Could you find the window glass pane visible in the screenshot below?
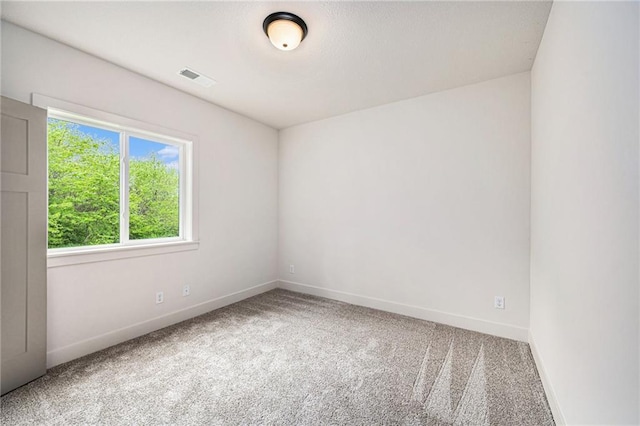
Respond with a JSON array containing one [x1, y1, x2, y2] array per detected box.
[[129, 136, 180, 240], [47, 118, 120, 248]]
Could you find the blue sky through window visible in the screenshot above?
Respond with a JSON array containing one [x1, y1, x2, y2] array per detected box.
[[69, 122, 179, 168], [130, 136, 179, 169], [72, 122, 119, 149]]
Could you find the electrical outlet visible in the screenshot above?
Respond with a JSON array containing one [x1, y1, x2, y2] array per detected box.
[[289, 264, 295, 274], [156, 291, 164, 304], [494, 296, 505, 309], [183, 285, 190, 297]]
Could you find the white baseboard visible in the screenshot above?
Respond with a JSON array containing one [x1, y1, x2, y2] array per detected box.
[[277, 280, 528, 342], [46, 280, 278, 368], [528, 330, 566, 425]]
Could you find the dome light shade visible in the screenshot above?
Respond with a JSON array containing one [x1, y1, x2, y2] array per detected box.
[[263, 12, 308, 51]]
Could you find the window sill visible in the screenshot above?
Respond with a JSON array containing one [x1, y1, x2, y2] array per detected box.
[[47, 240, 199, 268]]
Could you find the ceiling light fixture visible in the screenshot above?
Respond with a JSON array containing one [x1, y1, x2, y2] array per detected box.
[[263, 12, 308, 51]]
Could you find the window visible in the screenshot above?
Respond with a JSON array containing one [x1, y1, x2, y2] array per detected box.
[[47, 110, 192, 253]]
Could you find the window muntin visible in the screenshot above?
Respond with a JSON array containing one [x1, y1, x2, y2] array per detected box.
[[47, 112, 190, 252]]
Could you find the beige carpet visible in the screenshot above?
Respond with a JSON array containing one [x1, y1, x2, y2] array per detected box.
[[1, 289, 554, 425]]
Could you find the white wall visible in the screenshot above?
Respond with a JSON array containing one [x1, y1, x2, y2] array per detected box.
[[530, 2, 639, 425], [1, 22, 279, 366], [279, 73, 532, 340]]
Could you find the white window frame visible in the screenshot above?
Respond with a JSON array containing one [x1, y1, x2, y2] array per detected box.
[[33, 94, 199, 267]]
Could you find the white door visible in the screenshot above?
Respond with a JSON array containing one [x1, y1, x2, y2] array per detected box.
[[1, 96, 47, 395]]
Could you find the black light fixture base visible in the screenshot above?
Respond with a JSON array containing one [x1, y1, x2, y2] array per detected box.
[[263, 12, 308, 41]]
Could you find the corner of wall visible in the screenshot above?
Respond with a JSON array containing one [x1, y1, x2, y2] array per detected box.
[[528, 330, 566, 425]]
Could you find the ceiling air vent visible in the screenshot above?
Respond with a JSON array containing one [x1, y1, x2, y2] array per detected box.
[[178, 67, 216, 88]]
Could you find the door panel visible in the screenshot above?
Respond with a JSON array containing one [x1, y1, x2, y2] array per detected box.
[[1, 96, 47, 395], [1, 114, 29, 175], [1, 192, 28, 360]]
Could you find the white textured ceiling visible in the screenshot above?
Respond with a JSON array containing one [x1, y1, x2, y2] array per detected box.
[[1, 1, 551, 129]]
